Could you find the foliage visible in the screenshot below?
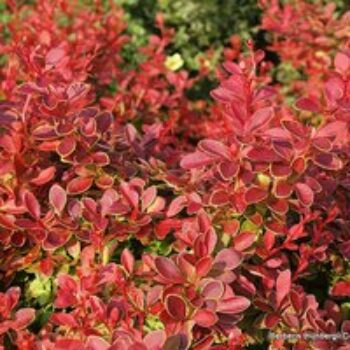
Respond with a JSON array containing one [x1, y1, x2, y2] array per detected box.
[[0, 0, 349, 349]]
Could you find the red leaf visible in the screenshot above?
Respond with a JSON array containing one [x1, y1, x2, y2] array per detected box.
[[198, 139, 231, 159], [180, 151, 217, 169], [57, 137, 76, 158], [295, 97, 320, 113], [155, 257, 185, 284], [54, 339, 84, 350], [217, 161, 239, 180], [30, 166, 56, 186], [166, 196, 187, 217], [295, 183, 314, 207], [155, 219, 182, 239], [51, 313, 79, 328], [121, 248, 134, 274], [195, 256, 213, 277], [217, 296, 251, 314], [276, 270, 291, 307], [274, 181, 293, 198], [334, 51, 350, 73], [247, 107, 274, 133], [211, 87, 234, 103], [194, 309, 218, 327], [245, 187, 268, 204], [67, 177, 93, 195], [13, 308, 35, 329], [233, 232, 256, 251], [213, 248, 241, 270], [165, 294, 187, 320], [201, 280, 224, 299], [330, 281, 350, 297], [313, 153, 343, 170], [49, 184, 67, 214], [141, 186, 157, 211], [85, 336, 110, 350], [46, 46, 66, 67], [120, 182, 139, 208], [24, 192, 41, 219], [209, 190, 230, 206], [143, 330, 166, 350]]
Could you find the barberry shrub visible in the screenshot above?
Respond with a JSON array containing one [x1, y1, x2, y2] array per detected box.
[[0, 1, 349, 350]]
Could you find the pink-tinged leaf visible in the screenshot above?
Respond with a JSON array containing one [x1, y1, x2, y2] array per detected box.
[[92, 152, 110, 166], [245, 187, 268, 204], [223, 61, 242, 74], [166, 196, 187, 217], [165, 294, 187, 320], [270, 163, 292, 177], [267, 198, 289, 215], [67, 177, 93, 195], [233, 232, 256, 251], [163, 334, 189, 350], [325, 77, 344, 102], [263, 127, 292, 141], [120, 182, 139, 208], [313, 153, 343, 170], [146, 196, 166, 214], [43, 230, 71, 251], [141, 186, 157, 211], [195, 256, 213, 277], [85, 336, 110, 350], [276, 270, 291, 307], [30, 166, 56, 186], [54, 339, 84, 350], [155, 219, 182, 239], [217, 161, 239, 180], [315, 121, 347, 140], [49, 184, 67, 214], [217, 296, 251, 314], [198, 139, 231, 159], [290, 290, 302, 312], [282, 120, 308, 138], [210, 86, 234, 103], [0, 213, 16, 229], [274, 181, 293, 198], [247, 107, 274, 133], [194, 309, 218, 327], [272, 141, 294, 161], [246, 147, 281, 162], [295, 97, 320, 113], [13, 308, 36, 329], [295, 183, 314, 207], [51, 313, 79, 328], [210, 190, 230, 206], [46, 46, 66, 67], [121, 248, 134, 274], [24, 192, 41, 219], [95, 174, 114, 189], [96, 111, 113, 134], [292, 158, 306, 174], [213, 248, 241, 270], [155, 257, 185, 283], [312, 138, 332, 152], [265, 313, 281, 328], [264, 231, 275, 251], [180, 151, 217, 169], [330, 281, 350, 297], [201, 280, 224, 299], [334, 51, 350, 73], [57, 137, 76, 158], [143, 330, 166, 350]]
